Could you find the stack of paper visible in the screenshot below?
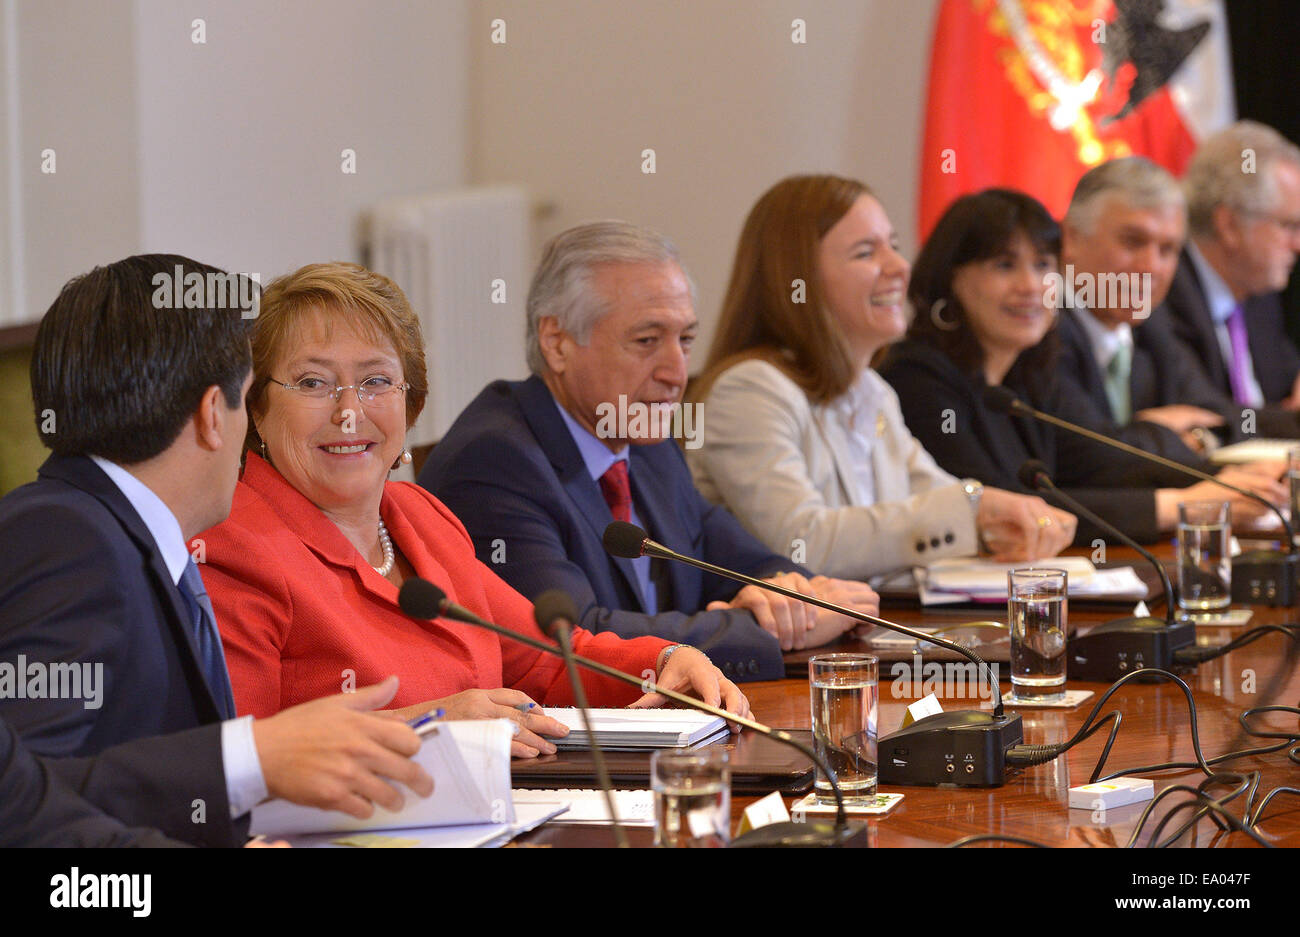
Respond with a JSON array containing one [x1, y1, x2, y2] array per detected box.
[[251, 719, 516, 837], [916, 557, 1146, 605], [1209, 438, 1295, 464], [511, 789, 656, 826], [546, 708, 729, 750]]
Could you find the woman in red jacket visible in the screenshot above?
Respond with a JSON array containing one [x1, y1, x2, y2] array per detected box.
[[200, 262, 747, 758]]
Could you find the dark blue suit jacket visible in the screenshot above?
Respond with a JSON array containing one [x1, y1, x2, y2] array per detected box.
[[418, 376, 803, 681], [1, 715, 190, 847], [0, 454, 243, 846], [1056, 306, 1232, 455], [1162, 248, 1300, 438]]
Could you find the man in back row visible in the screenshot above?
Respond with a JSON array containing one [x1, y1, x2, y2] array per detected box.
[[0, 255, 432, 845], [1165, 120, 1300, 437], [1054, 155, 1300, 458]]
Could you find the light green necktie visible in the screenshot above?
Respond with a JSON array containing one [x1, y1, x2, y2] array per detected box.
[[1104, 342, 1132, 424]]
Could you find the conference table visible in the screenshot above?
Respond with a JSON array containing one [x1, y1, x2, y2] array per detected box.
[[514, 542, 1300, 848]]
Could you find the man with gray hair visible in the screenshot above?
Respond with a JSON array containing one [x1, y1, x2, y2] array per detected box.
[[1163, 120, 1300, 428], [420, 221, 882, 681], [1055, 155, 1298, 452]]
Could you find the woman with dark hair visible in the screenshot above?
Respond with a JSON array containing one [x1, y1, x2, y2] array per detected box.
[[688, 175, 1076, 581], [879, 188, 1283, 542]]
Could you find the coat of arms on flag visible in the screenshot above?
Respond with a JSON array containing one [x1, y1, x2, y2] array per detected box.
[[919, 0, 1235, 237]]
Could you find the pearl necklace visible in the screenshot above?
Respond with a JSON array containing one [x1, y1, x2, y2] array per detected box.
[[373, 518, 395, 577]]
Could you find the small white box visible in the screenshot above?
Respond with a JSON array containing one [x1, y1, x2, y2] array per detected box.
[[1069, 777, 1154, 810]]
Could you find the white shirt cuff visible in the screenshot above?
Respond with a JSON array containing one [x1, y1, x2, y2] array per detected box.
[[221, 715, 268, 819]]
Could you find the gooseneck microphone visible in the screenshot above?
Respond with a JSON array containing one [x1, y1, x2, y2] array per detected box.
[[602, 521, 1025, 788], [398, 578, 861, 847], [1017, 459, 1195, 681], [532, 589, 626, 848], [985, 386, 1297, 607]]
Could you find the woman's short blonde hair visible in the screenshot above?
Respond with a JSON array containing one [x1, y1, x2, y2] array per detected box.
[[245, 262, 428, 452]]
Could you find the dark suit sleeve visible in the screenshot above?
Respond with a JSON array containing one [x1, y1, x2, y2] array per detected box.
[[1138, 309, 1300, 440], [0, 499, 143, 756], [426, 437, 786, 681], [1031, 384, 1165, 543], [1246, 294, 1300, 403], [47, 723, 242, 848], [0, 717, 186, 847], [1049, 381, 1212, 485]]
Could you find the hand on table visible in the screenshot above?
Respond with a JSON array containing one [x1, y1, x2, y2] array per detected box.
[[414, 687, 571, 759], [1134, 404, 1224, 434], [705, 570, 816, 650], [977, 487, 1076, 560], [804, 575, 880, 644], [629, 646, 751, 732]]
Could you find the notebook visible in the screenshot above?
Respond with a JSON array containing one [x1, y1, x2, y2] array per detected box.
[[510, 788, 656, 826], [545, 707, 729, 750], [250, 719, 514, 837]]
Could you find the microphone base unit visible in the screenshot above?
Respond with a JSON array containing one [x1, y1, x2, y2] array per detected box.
[[1230, 550, 1298, 607], [1068, 616, 1196, 683], [877, 711, 1023, 788], [731, 821, 870, 848]]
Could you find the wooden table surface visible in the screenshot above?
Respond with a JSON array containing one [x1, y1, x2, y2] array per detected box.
[[516, 545, 1300, 848]]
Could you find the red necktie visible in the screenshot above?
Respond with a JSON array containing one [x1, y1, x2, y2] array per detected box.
[[598, 460, 632, 523]]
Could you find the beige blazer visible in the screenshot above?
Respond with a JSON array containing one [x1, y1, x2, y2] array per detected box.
[[687, 358, 978, 580]]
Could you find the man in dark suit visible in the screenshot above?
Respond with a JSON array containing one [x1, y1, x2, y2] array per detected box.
[[0, 255, 432, 846], [1163, 120, 1300, 437], [1055, 155, 1282, 454], [420, 222, 880, 681], [1, 715, 182, 847]]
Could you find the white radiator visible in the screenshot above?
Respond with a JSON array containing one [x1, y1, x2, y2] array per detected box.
[[363, 185, 530, 448]]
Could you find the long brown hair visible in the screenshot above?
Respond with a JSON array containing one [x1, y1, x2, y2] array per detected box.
[[695, 175, 873, 405]]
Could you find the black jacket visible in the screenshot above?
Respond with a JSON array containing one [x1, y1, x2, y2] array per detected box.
[[1161, 247, 1300, 438], [0, 454, 245, 847], [879, 339, 1197, 544], [1056, 305, 1262, 447]]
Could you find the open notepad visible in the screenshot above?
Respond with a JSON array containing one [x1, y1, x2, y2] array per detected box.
[[546, 708, 729, 750], [250, 719, 517, 837]]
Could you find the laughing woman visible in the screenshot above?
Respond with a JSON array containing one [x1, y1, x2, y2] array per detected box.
[[687, 175, 1076, 581]]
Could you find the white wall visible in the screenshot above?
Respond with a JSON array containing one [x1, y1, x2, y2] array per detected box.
[[4, 0, 938, 342], [1, 0, 469, 325], [3, 0, 142, 325], [470, 0, 941, 355], [133, 0, 469, 282]]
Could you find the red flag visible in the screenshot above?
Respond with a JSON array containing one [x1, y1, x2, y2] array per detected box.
[[918, 0, 1234, 239]]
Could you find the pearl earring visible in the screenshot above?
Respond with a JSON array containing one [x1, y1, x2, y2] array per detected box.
[[391, 449, 412, 471]]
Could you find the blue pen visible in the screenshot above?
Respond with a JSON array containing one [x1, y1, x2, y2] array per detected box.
[[407, 707, 446, 736]]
